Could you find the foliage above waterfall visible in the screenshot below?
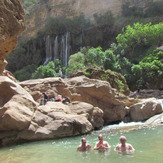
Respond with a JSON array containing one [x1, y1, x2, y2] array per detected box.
[[66, 22, 163, 90], [116, 22, 163, 62], [6, 0, 163, 91], [38, 14, 90, 36]]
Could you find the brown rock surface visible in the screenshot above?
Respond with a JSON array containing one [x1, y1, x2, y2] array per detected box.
[[23, 0, 161, 38], [0, 75, 162, 146], [129, 98, 162, 121], [0, 76, 105, 146], [20, 76, 136, 124], [0, 0, 25, 73]]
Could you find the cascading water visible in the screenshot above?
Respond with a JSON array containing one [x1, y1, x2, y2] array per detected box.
[[44, 35, 52, 65], [64, 32, 70, 67], [60, 35, 65, 66], [60, 32, 71, 66], [53, 36, 58, 62], [44, 32, 71, 67]]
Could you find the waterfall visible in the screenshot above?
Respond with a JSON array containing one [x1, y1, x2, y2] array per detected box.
[[44, 35, 52, 65], [44, 32, 71, 66], [53, 36, 58, 62], [60, 32, 71, 66], [60, 35, 65, 66], [65, 32, 70, 66]]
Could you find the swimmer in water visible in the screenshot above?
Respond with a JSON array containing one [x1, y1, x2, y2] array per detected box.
[[114, 136, 135, 154], [77, 138, 91, 151], [94, 134, 111, 151]]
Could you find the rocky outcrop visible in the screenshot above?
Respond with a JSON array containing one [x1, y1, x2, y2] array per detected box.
[[129, 98, 162, 122], [130, 89, 163, 99], [20, 76, 136, 124], [0, 75, 162, 146], [0, 0, 25, 73], [0, 77, 104, 146], [16, 101, 103, 142], [71, 67, 130, 96]]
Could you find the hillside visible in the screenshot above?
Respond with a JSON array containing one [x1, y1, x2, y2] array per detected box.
[[22, 0, 161, 38], [6, 0, 163, 90]]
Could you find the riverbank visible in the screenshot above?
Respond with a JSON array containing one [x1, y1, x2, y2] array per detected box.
[[0, 75, 163, 147]]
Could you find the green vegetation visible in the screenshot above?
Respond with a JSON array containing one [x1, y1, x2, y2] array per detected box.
[[116, 23, 163, 61], [66, 52, 85, 76], [93, 11, 114, 26], [65, 22, 163, 90], [6, 1, 163, 90], [23, 0, 38, 15], [40, 14, 90, 35], [32, 60, 61, 79], [115, 79, 124, 93], [14, 64, 37, 81]]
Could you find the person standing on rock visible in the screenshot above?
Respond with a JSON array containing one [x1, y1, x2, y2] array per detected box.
[[114, 136, 135, 154], [77, 137, 92, 151], [94, 134, 111, 150], [59, 68, 62, 78]]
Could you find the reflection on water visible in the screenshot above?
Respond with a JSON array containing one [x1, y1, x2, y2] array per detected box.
[[0, 126, 163, 163]]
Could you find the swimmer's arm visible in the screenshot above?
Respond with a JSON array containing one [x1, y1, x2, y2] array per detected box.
[[77, 146, 81, 151], [114, 145, 120, 151], [104, 142, 111, 149], [128, 144, 135, 152], [87, 144, 92, 150], [93, 143, 99, 150]]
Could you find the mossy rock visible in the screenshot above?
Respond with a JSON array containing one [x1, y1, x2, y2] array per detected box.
[[71, 67, 130, 96]]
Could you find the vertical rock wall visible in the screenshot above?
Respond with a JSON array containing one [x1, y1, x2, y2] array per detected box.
[[0, 0, 25, 73]]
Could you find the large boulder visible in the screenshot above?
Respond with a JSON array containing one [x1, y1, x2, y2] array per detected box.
[[70, 101, 104, 129], [18, 105, 94, 141], [20, 76, 136, 124], [0, 76, 36, 107], [0, 76, 37, 131], [71, 67, 130, 96], [129, 99, 162, 122], [0, 91, 103, 146], [0, 0, 25, 73]]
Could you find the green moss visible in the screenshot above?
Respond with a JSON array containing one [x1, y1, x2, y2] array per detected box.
[[115, 79, 124, 93], [83, 71, 91, 77], [101, 73, 110, 81]]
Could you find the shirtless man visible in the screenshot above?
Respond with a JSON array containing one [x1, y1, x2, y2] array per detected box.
[[114, 136, 135, 154], [94, 134, 111, 150], [77, 138, 91, 151]]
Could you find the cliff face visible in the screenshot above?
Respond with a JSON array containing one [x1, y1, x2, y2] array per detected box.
[[22, 0, 122, 38], [23, 0, 159, 38], [0, 0, 25, 73]]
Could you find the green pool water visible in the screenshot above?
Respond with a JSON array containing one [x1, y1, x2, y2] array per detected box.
[[0, 125, 163, 163]]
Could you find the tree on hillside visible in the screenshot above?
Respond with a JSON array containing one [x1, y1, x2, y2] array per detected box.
[[116, 22, 163, 61]]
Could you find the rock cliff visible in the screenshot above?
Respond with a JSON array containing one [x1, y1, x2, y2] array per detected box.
[[23, 0, 159, 38], [0, 0, 25, 73]]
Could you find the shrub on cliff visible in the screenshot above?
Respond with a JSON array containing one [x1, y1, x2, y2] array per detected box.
[[131, 50, 163, 89], [114, 22, 163, 89], [66, 52, 85, 76], [116, 22, 163, 62], [85, 47, 105, 67], [32, 61, 58, 79], [14, 65, 37, 81]]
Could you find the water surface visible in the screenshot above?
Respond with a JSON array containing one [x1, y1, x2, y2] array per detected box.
[[1, 125, 163, 163]]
